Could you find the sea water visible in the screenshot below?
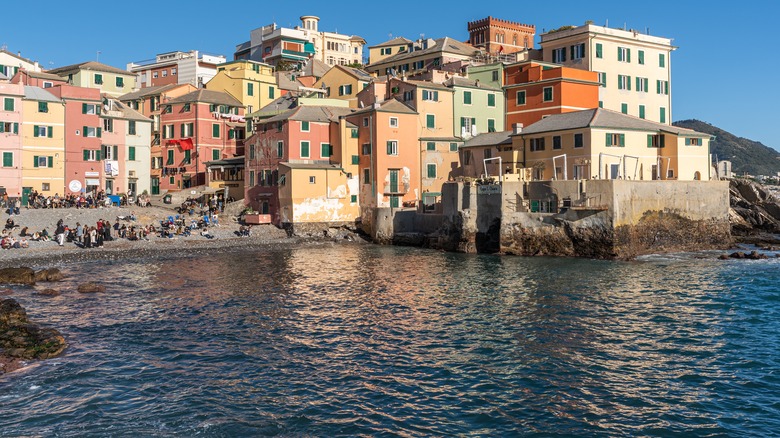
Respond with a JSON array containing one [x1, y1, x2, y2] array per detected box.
[[1, 245, 779, 436]]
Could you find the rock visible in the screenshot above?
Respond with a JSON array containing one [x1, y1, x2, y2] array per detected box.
[[729, 252, 746, 259], [0, 267, 36, 285], [747, 251, 768, 260], [34, 268, 65, 283], [77, 282, 106, 293], [718, 254, 729, 260], [37, 289, 60, 297], [0, 299, 67, 362]]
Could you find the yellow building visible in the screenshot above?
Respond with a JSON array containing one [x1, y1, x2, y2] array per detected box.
[[21, 86, 65, 199], [314, 65, 373, 108], [47, 61, 137, 98], [205, 60, 278, 115], [514, 108, 712, 181], [367, 37, 413, 65], [278, 162, 359, 224]]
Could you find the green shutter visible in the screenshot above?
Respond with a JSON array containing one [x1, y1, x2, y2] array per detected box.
[[606, 133, 611, 146], [247, 83, 254, 96], [213, 149, 220, 160], [636, 77, 640, 90], [660, 108, 666, 124], [3, 98, 13, 111], [83, 149, 90, 160], [627, 76, 631, 91], [627, 49, 631, 63], [96, 127, 101, 138], [618, 47, 622, 62], [638, 50, 644, 64], [647, 135, 653, 148], [301, 141, 309, 157], [659, 53, 665, 67], [184, 150, 191, 163], [460, 117, 466, 128], [386, 141, 393, 154], [685, 138, 691, 146], [113, 145, 118, 159], [620, 134, 625, 147], [212, 124, 219, 137], [129, 146, 136, 161], [488, 119, 495, 132], [229, 129, 235, 139], [427, 142, 435, 151], [427, 164, 436, 178], [82, 103, 88, 114], [639, 105, 645, 119], [2, 151, 12, 167], [321, 143, 331, 157], [596, 43, 602, 58], [488, 94, 495, 107], [352, 155, 359, 165], [665, 81, 669, 95], [269, 87, 275, 99], [464, 91, 471, 104], [0, 123, 4, 133], [167, 150, 173, 165], [47, 156, 53, 168], [33, 155, 39, 167], [660, 135, 665, 148], [47, 127, 53, 138], [450, 142, 458, 152], [13, 122, 18, 134], [302, 121, 309, 131], [426, 114, 435, 128], [96, 150, 101, 161]]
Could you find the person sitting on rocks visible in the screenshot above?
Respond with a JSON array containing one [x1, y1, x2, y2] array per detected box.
[[200, 227, 214, 239], [1, 236, 11, 249], [5, 218, 15, 230], [19, 238, 29, 248], [19, 226, 28, 237], [40, 228, 50, 241]]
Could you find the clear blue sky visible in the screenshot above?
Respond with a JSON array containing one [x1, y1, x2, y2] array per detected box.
[[3, 1, 776, 150]]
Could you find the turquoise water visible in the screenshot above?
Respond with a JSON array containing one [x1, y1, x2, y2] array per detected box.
[[1, 245, 779, 436]]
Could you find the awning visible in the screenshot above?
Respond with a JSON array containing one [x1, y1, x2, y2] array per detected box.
[[180, 138, 194, 151], [226, 122, 244, 128], [166, 140, 180, 146]]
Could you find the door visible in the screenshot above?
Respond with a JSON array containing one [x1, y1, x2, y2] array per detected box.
[[22, 187, 32, 206], [610, 164, 620, 180], [390, 195, 399, 208], [389, 169, 399, 193], [151, 177, 160, 195], [261, 201, 269, 214]]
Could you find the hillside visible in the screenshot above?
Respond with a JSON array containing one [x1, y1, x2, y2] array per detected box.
[[674, 119, 780, 176]]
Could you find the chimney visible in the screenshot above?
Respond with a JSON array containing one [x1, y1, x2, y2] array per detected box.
[[512, 123, 523, 135]]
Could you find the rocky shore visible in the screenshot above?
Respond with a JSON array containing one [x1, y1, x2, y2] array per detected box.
[[729, 178, 780, 245]]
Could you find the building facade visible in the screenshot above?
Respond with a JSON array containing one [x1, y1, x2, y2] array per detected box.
[[47, 61, 137, 98], [20, 86, 65, 201], [0, 83, 25, 197], [127, 50, 226, 89], [0, 49, 41, 80], [467, 16, 536, 55], [313, 65, 373, 108], [205, 60, 279, 115]]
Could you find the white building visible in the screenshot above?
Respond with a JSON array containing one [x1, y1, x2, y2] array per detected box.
[[127, 50, 226, 89]]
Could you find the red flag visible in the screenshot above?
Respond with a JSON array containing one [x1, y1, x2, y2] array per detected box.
[[180, 138, 194, 151], [498, 45, 504, 53]]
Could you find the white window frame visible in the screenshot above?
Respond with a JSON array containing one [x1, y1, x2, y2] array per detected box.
[[153, 71, 158, 78], [300, 140, 310, 158], [171, 68, 177, 75], [618, 47, 630, 63], [637, 77, 648, 93], [543, 86, 553, 102], [309, 176, 316, 184], [389, 117, 398, 128], [37, 126, 48, 137], [552, 47, 566, 63], [516, 90, 526, 106], [277, 140, 284, 157], [387, 140, 398, 156]]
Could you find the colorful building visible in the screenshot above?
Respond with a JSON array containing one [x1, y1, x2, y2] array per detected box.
[[365, 37, 477, 77], [46, 85, 104, 196], [205, 60, 278, 115], [47, 61, 137, 98], [277, 162, 360, 225], [514, 108, 711, 181], [20, 86, 65, 200], [10, 70, 67, 89], [313, 65, 373, 108], [0, 49, 41, 79], [459, 131, 515, 180], [100, 98, 153, 197], [539, 24, 674, 124], [504, 61, 600, 129], [467, 16, 536, 55], [159, 89, 245, 191], [0, 83, 25, 197], [445, 76, 505, 137], [126, 50, 226, 89], [367, 37, 413, 65]]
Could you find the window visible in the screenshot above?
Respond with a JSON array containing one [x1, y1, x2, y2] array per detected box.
[[648, 134, 666, 148], [128, 146, 136, 161], [338, 84, 353, 96], [487, 119, 495, 133], [363, 168, 370, 184], [309, 176, 316, 184], [618, 75, 631, 90], [300, 141, 310, 158], [606, 133, 625, 147], [249, 171, 255, 187], [516, 90, 526, 105], [574, 133, 584, 148], [463, 91, 472, 105], [101, 144, 118, 160], [351, 195, 357, 203], [94, 74, 103, 85], [426, 163, 437, 179], [0, 122, 19, 134], [213, 149, 220, 160], [427, 142, 435, 151], [618, 47, 631, 63], [552, 47, 567, 63], [277, 141, 284, 157], [659, 53, 666, 68], [362, 143, 371, 155], [638, 50, 645, 65], [162, 105, 172, 114], [3, 151, 14, 167], [103, 118, 113, 132], [38, 102, 48, 113], [301, 121, 310, 132], [276, 121, 283, 132], [82, 103, 97, 114], [460, 117, 476, 134], [116, 77, 124, 87], [543, 87, 553, 102], [3, 98, 14, 111], [403, 90, 414, 102], [351, 128, 358, 138], [422, 90, 439, 101], [667, 169, 674, 179], [321, 143, 332, 157], [386, 140, 398, 156], [596, 43, 603, 58], [492, 71, 499, 82], [153, 72, 159, 79], [657, 80, 669, 95], [530, 138, 545, 151], [212, 124, 220, 138], [363, 117, 369, 127], [172, 68, 177, 75], [639, 105, 646, 119], [352, 155, 359, 165], [484, 148, 492, 159], [43, 81, 53, 88], [685, 137, 702, 146], [83, 126, 100, 138], [553, 136, 562, 150], [389, 117, 398, 127], [247, 83, 254, 96], [450, 142, 458, 152], [571, 43, 585, 60], [598, 72, 607, 88], [636, 77, 649, 93], [33, 155, 52, 168], [426, 114, 435, 129], [167, 150, 174, 165], [487, 93, 496, 107]]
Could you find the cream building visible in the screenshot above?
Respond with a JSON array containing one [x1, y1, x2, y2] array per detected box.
[[539, 24, 674, 124], [47, 61, 137, 98], [21, 86, 65, 197]]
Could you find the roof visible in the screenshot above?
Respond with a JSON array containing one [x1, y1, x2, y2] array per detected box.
[[339, 65, 372, 81], [23, 71, 67, 82], [118, 84, 183, 101], [445, 76, 502, 92], [102, 99, 152, 122], [0, 49, 37, 65], [167, 89, 244, 107], [206, 156, 245, 167], [370, 37, 414, 48], [47, 61, 133, 76], [400, 79, 451, 91], [302, 58, 331, 78], [463, 131, 513, 148], [519, 108, 707, 136], [281, 162, 344, 170], [371, 37, 477, 66], [264, 105, 354, 124], [23, 86, 60, 102], [249, 95, 299, 118], [349, 98, 417, 116], [276, 71, 301, 92]]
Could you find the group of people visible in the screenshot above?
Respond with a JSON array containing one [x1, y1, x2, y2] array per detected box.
[[1, 194, 22, 215], [1, 220, 47, 249]]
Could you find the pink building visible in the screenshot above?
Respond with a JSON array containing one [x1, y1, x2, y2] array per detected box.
[[46, 85, 105, 196], [11, 69, 68, 89], [0, 83, 25, 197], [159, 89, 245, 191]]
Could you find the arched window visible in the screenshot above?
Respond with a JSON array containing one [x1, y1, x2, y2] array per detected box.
[[513, 34, 518, 46], [524, 36, 529, 48]]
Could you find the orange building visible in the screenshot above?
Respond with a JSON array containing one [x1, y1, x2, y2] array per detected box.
[[467, 16, 535, 55], [504, 61, 599, 129]]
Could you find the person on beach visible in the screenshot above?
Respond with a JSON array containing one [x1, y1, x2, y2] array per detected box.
[[55, 220, 66, 246], [76, 222, 83, 244], [200, 227, 214, 239]]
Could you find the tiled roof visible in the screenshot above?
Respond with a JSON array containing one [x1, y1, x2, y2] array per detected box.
[[370, 37, 414, 48], [24, 71, 67, 82], [167, 89, 244, 107], [264, 105, 354, 124], [118, 84, 182, 101], [47, 61, 133, 76], [102, 99, 152, 122], [463, 131, 513, 148], [281, 162, 343, 170], [302, 58, 331, 78], [349, 98, 416, 116], [519, 108, 706, 136], [0, 49, 37, 65], [372, 37, 477, 66], [445, 76, 502, 92], [400, 79, 452, 91], [340, 65, 372, 80], [23, 86, 60, 102]]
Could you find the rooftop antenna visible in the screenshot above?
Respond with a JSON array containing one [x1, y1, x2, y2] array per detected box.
[[96, 51, 101, 62], [1, 44, 7, 51]]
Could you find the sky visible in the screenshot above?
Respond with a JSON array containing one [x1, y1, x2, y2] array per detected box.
[[2, 1, 777, 150]]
